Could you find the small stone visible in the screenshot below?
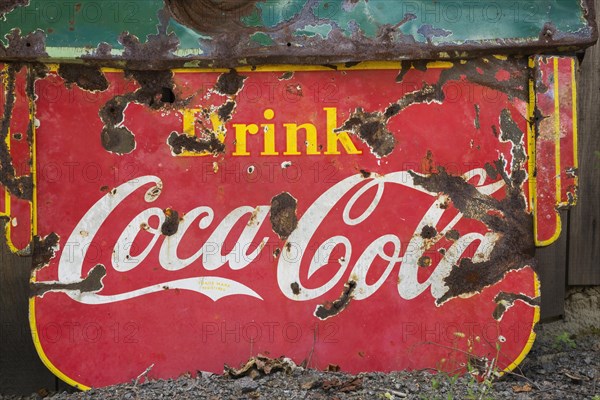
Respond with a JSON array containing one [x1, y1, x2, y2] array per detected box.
[[236, 377, 259, 394]]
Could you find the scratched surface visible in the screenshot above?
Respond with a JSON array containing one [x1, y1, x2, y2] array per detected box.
[[24, 59, 541, 388], [0, 0, 597, 67]]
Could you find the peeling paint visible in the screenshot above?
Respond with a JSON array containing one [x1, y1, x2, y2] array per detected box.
[[214, 69, 247, 96], [493, 292, 540, 320], [58, 64, 109, 92], [30, 264, 106, 297], [167, 130, 225, 155], [336, 83, 444, 158], [0, 64, 34, 200], [31, 233, 59, 271], [269, 192, 298, 241], [99, 69, 177, 154], [410, 156, 534, 305], [314, 280, 357, 320]]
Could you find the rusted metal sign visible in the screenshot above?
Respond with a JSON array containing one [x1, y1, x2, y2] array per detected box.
[[0, 0, 597, 67], [0, 57, 564, 388]]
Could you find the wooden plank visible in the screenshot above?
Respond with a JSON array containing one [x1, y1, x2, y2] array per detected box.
[[0, 236, 56, 395], [568, 0, 600, 285], [536, 210, 568, 320]]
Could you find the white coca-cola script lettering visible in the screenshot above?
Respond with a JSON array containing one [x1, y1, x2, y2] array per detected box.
[[50, 170, 504, 306]]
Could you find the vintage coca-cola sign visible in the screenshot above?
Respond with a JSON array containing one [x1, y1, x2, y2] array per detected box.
[[27, 61, 540, 388]]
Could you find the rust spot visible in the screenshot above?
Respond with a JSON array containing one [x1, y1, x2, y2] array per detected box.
[[167, 131, 225, 155], [493, 292, 540, 320], [31, 233, 60, 271], [0, 64, 35, 200], [84, 42, 113, 58], [336, 83, 443, 158], [314, 280, 356, 320], [214, 69, 247, 96], [421, 150, 436, 174], [246, 208, 259, 226], [445, 229, 460, 241], [418, 24, 452, 42], [396, 60, 429, 82], [290, 282, 301, 295], [418, 256, 432, 268], [438, 58, 529, 102], [273, 248, 281, 258], [410, 154, 533, 305], [0, 0, 29, 19], [500, 109, 528, 173], [278, 71, 294, 81], [217, 100, 236, 122], [439, 197, 450, 209], [0, 29, 47, 58], [127, 70, 176, 109], [161, 208, 180, 236], [58, 64, 109, 92], [101, 125, 136, 155], [118, 7, 180, 68], [270, 192, 298, 240], [359, 169, 371, 178], [99, 69, 187, 155], [285, 242, 292, 252], [285, 84, 303, 97], [30, 264, 106, 297], [420, 225, 437, 239], [335, 108, 396, 158], [484, 162, 500, 180]]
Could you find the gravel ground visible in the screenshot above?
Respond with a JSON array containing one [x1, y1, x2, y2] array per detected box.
[[1, 324, 598, 400]]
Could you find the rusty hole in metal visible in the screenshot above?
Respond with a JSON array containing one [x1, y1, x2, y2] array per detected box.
[[161, 87, 176, 103], [291, 282, 301, 295], [420, 225, 437, 239]]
